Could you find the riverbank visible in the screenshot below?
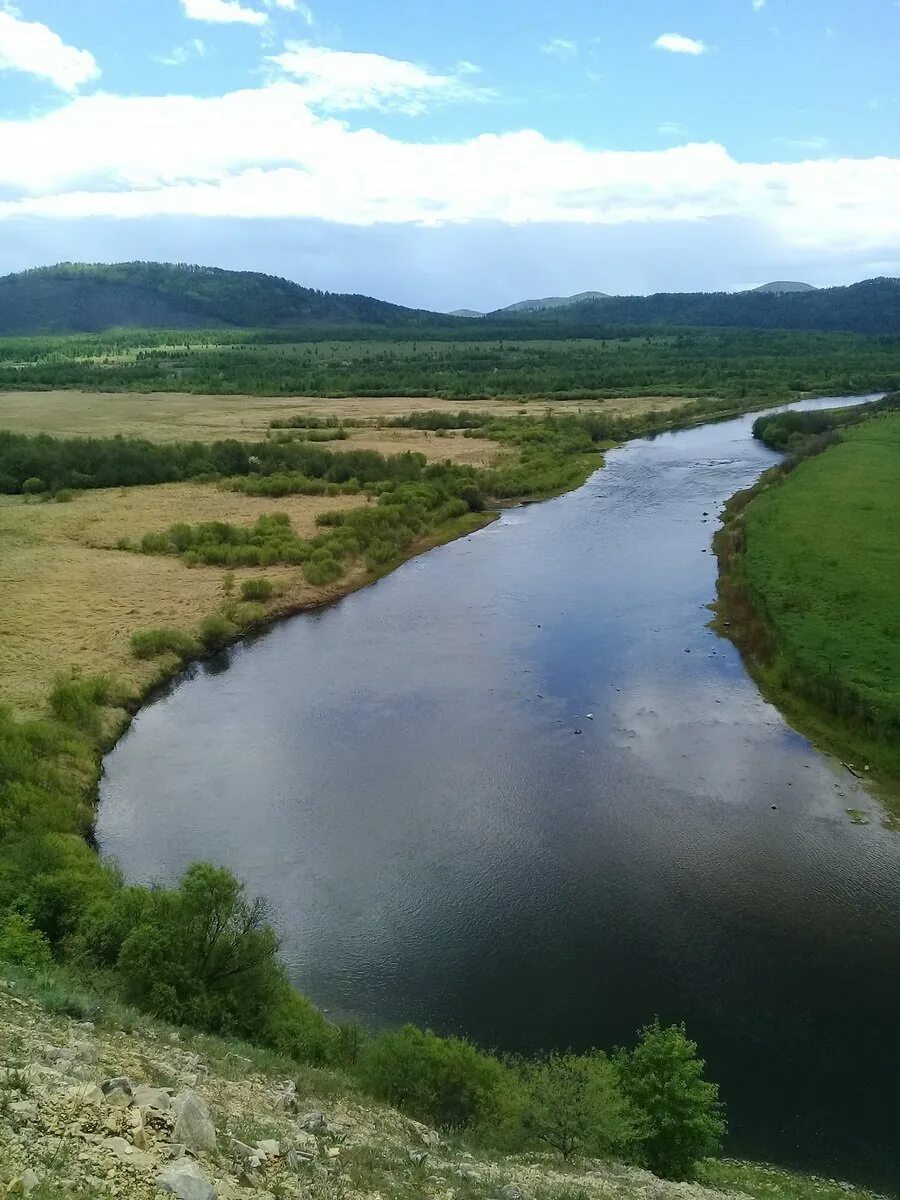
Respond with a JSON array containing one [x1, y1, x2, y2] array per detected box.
[[712, 402, 900, 818]]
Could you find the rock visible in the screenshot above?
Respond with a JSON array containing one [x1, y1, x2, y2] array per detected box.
[[66, 1082, 105, 1106], [101, 1136, 152, 1168], [454, 1164, 479, 1181], [297, 1110, 327, 1133], [227, 1139, 258, 1164], [404, 1116, 441, 1150], [273, 1081, 298, 1112], [256, 1138, 280, 1159], [173, 1089, 216, 1155], [5, 1170, 40, 1196], [157, 1157, 218, 1200], [408, 1149, 428, 1166], [160, 1144, 186, 1161], [70, 1040, 98, 1063], [132, 1084, 173, 1112], [499, 1186, 525, 1200], [100, 1077, 133, 1107]]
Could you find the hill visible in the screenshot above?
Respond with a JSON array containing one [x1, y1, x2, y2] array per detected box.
[[498, 290, 611, 314], [0, 969, 881, 1200], [506, 278, 900, 334], [749, 281, 817, 294], [0, 262, 432, 335], [448, 307, 485, 318]]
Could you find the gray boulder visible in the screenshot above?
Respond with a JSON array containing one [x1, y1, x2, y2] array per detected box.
[[297, 1110, 327, 1133], [132, 1084, 173, 1112], [157, 1158, 217, 1200], [173, 1089, 216, 1154], [100, 1076, 133, 1107]]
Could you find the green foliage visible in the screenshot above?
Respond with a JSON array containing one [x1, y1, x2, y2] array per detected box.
[[265, 987, 337, 1065], [0, 911, 52, 968], [523, 1051, 637, 1161], [358, 1024, 513, 1130], [48, 674, 112, 735], [199, 613, 237, 650], [240, 577, 274, 602], [53, 487, 76, 503], [100, 863, 284, 1036], [22, 476, 44, 495], [616, 1020, 725, 1180], [130, 626, 199, 659]]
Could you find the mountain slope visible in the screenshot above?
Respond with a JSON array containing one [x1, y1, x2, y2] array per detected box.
[[503, 278, 900, 334], [0, 262, 431, 335]]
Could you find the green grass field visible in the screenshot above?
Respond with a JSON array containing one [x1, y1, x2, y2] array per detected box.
[[742, 412, 900, 784]]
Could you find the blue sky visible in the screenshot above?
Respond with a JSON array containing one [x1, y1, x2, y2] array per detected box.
[[0, 0, 899, 309]]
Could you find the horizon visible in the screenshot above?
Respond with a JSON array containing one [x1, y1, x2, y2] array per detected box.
[[1, 1, 900, 308]]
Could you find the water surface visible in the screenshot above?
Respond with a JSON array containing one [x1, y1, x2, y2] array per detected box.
[[99, 397, 900, 1187]]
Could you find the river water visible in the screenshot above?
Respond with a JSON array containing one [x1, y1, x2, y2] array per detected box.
[[98, 396, 900, 1187]]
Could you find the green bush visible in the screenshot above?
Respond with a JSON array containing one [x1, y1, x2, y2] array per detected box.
[[53, 488, 76, 503], [231, 602, 266, 629], [114, 863, 284, 1036], [358, 1024, 513, 1129], [48, 674, 111, 734], [522, 1051, 637, 1160], [616, 1021, 725, 1180], [0, 911, 52, 969], [265, 987, 337, 1066], [22, 476, 45, 496], [240, 577, 274, 602], [199, 613, 237, 650], [130, 627, 198, 660], [303, 556, 343, 586]]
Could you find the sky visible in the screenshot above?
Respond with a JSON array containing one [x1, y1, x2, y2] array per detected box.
[[0, 0, 899, 311]]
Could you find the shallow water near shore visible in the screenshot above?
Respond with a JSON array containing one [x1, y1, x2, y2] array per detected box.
[[98, 396, 900, 1188]]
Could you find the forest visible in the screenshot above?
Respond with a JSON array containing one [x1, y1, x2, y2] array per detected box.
[[3, 326, 900, 401]]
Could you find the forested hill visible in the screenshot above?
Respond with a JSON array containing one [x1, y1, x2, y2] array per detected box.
[[498, 278, 900, 334], [0, 262, 433, 334]]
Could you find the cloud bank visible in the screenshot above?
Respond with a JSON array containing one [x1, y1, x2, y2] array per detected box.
[[0, 7, 100, 91]]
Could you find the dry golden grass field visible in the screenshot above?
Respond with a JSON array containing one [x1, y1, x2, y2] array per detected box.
[[0, 387, 685, 717], [0, 388, 687, 444], [0, 485, 379, 715]]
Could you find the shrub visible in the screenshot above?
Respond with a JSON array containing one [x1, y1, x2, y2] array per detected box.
[[22, 476, 45, 496], [130, 627, 198, 660], [240, 577, 273, 602], [231, 602, 266, 629], [0, 911, 52, 969], [523, 1051, 637, 1160], [53, 488, 76, 503], [303, 556, 342, 586], [48, 674, 111, 734], [358, 1024, 513, 1129], [199, 613, 236, 650], [616, 1021, 725, 1180], [265, 988, 336, 1066]]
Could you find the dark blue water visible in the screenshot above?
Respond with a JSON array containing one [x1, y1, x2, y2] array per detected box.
[[98, 396, 900, 1189]]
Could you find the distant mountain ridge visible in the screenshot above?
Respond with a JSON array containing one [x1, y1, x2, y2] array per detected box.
[[0, 263, 898, 336], [0, 262, 430, 335], [497, 278, 900, 335]]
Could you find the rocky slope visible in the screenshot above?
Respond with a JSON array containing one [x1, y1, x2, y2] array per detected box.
[[0, 973, 755, 1200]]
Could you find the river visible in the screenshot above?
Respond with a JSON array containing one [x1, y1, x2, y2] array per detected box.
[[97, 396, 900, 1187]]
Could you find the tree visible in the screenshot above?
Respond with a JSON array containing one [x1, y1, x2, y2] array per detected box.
[[616, 1021, 725, 1180], [523, 1051, 637, 1161], [114, 863, 283, 1035]]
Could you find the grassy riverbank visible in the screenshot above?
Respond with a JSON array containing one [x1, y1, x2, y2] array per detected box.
[[713, 401, 900, 813]]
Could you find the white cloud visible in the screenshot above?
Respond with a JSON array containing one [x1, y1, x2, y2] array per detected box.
[[154, 38, 209, 67], [659, 122, 688, 138], [752, 0, 766, 10], [653, 33, 709, 56], [265, 0, 314, 17], [0, 8, 99, 91], [180, 0, 267, 26], [0, 82, 899, 264], [266, 43, 490, 113], [540, 38, 577, 59]]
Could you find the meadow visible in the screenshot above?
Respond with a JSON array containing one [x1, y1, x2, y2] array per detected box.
[[715, 405, 900, 796]]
